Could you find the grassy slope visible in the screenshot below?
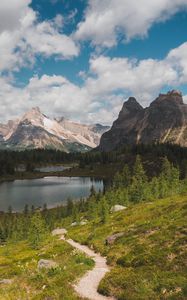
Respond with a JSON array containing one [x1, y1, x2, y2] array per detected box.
[[68, 195, 187, 300], [0, 195, 186, 300], [0, 236, 93, 300]]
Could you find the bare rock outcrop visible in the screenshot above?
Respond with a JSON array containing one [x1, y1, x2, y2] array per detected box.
[[99, 90, 187, 151]]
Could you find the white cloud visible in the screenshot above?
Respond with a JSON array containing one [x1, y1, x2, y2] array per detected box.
[[183, 95, 187, 103], [82, 41, 187, 106], [167, 42, 187, 83], [0, 41, 187, 125], [0, 0, 31, 33], [75, 0, 187, 47], [0, 73, 121, 125], [0, 2, 79, 73]]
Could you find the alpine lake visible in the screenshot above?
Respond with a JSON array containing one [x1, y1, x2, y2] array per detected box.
[[0, 166, 103, 212]]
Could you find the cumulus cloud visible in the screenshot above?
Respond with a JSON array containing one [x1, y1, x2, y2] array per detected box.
[[167, 42, 187, 83], [0, 1, 79, 72], [183, 95, 187, 103], [0, 73, 121, 125], [75, 0, 187, 47], [85, 56, 178, 105], [0, 0, 31, 33], [1, 41, 187, 125]]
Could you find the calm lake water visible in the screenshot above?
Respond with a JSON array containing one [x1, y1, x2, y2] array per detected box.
[[0, 177, 103, 212]]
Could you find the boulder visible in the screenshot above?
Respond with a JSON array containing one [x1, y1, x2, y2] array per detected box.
[[38, 259, 58, 270], [110, 205, 127, 213], [52, 228, 67, 236], [0, 279, 13, 284], [106, 232, 124, 245]]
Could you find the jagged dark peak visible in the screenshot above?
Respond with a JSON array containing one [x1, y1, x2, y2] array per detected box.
[[151, 90, 183, 106], [121, 97, 143, 114], [167, 90, 182, 96]]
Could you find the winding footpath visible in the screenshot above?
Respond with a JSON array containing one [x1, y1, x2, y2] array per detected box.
[[60, 231, 115, 300]]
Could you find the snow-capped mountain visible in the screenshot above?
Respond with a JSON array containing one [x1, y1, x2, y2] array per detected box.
[[0, 108, 109, 152]]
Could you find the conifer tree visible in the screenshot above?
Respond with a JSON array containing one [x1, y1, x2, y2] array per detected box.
[[28, 213, 46, 248], [100, 197, 109, 223], [130, 155, 147, 202]]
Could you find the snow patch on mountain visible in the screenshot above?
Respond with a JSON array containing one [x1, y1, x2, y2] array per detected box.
[[0, 108, 110, 151]]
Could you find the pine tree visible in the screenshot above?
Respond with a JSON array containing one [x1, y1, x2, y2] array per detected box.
[[28, 213, 46, 248], [121, 165, 131, 187], [130, 155, 147, 202], [72, 205, 80, 223], [100, 197, 109, 223], [23, 204, 29, 215], [132, 155, 147, 184]]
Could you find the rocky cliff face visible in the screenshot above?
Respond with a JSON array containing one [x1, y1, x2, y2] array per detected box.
[[0, 108, 109, 152], [99, 90, 187, 151]]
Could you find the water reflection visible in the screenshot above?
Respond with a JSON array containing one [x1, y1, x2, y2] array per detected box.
[[0, 177, 103, 212]]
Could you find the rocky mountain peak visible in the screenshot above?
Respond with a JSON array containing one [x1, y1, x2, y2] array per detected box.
[[99, 90, 187, 151], [25, 107, 41, 115], [122, 97, 143, 113], [152, 90, 183, 107], [21, 107, 44, 126], [168, 90, 182, 96], [0, 108, 109, 151]]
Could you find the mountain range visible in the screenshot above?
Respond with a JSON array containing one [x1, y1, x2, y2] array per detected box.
[[1, 90, 187, 153], [0, 108, 109, 152], [99, 90, 187, 151]]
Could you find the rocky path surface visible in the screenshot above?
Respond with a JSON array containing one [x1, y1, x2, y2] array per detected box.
[[60, 232, 115, 300]]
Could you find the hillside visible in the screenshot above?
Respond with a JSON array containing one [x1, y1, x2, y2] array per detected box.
[[99, 90, 187, 151], [68, 195, 187, 300], [0, 194, 186, 299]]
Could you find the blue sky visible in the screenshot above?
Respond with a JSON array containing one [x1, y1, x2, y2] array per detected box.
[[0, 0, 187, 124]]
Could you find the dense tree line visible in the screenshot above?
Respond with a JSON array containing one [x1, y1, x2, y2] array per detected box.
[[1, 143, 187, 177], [0, 149, 80, 176], [82, 143, 187, 178]]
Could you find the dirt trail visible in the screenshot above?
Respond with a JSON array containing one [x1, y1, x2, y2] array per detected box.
[[60, 234, 115, 300]]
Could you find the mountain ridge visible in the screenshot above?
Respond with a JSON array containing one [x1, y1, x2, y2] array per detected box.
[[99, 90, 187, 151], [0, 108, 110, 152]]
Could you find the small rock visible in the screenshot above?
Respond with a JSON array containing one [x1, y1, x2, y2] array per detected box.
[[52, 228, 67, 236], [80, 220, 87, 225], [110, 205, 127, 213], [71, 222, 78, 226], [0, 279, 13, 284], [162, 288, 167, 295], [106, 232, 124, 245], [38, 259, 58, 270]]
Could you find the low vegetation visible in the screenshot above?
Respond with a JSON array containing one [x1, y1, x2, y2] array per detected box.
[[0, 235, 94, 300], [68, 195, 187, 299]]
